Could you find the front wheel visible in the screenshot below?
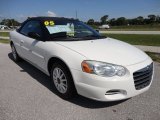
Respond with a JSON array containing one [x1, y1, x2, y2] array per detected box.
[[51, 62, 76, 99], [11, 43, 21, 62]]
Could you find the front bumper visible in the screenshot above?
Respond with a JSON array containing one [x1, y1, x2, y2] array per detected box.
[[71, 58, 154, 101]]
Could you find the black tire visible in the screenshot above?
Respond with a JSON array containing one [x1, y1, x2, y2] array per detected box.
[[50, 62, 77, 99], [11, 43, 21, 62]]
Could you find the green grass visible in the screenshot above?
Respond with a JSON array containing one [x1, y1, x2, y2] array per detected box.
[[0, 32, 9, 37], [90, 24, 160, 31], [103, 34, 160, 46], [108, 28, 160, 31], [1, 31, 160, 46], [146, 52, 160, 63], [108, 24, 160, 31], [0, 39, 10, 44]]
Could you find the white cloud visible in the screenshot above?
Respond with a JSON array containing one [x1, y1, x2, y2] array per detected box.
[[17, 14, 38, 22], [15, 14, 27, 22], [0, 15, 3, 22], [47, 11, 57, 17]]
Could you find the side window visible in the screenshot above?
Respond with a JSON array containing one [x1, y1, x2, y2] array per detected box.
[[20, 21, 42, 37]]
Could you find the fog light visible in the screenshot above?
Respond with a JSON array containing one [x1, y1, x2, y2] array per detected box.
[[106, 90, 127, 95]]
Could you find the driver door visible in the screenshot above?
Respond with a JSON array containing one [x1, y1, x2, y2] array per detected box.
[[19, 20, 46, 69]]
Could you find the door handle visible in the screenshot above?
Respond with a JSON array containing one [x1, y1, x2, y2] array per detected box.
[[20, 40, 24, 43]]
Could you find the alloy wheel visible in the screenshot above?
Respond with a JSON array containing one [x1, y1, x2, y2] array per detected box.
[[52, 67, 68, 93]]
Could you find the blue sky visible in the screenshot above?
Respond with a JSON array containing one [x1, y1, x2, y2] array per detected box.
[[0, 0, 160, 22]]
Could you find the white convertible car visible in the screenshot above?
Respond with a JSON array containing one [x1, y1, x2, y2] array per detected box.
[[10, 17, 154, 101]]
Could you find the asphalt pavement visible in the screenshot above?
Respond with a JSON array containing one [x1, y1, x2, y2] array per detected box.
[[0, 43, 160, 120], [0, 36, 9, 39]]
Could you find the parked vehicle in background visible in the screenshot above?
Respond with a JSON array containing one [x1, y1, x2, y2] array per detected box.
[[10, 26, 20, 30], [99, 24, 110, 29], [0, 25, 11, 30]]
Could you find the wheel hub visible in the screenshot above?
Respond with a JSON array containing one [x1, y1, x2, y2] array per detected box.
[[57, 78, 61, 84], [53, 67, 68, 93]]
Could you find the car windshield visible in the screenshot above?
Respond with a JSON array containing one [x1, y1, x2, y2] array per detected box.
[[44, 19, 105, 41]]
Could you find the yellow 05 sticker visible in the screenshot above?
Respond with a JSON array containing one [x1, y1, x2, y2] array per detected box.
[[44, 21, 55, 26]]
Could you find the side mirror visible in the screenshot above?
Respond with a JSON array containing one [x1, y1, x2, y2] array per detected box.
[[96, 29, 99, 33], [28, 32, 41, 40]]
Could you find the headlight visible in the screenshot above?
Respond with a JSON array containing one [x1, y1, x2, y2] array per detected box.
[[81, 60, 126, 77]]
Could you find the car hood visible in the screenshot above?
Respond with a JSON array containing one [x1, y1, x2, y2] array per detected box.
[[56, 38, 149, 66]]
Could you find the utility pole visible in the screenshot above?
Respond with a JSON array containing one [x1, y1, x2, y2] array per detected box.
[[75, 10, 77, 19]]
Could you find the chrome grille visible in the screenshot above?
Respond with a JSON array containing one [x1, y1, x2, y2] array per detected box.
[[133, 63, 153, 90]]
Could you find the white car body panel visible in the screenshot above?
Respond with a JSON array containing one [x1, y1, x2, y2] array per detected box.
[[56, 38, 149, 66], [10, 31, 87, 74], [10, 31, 46, 70], [10, 30, 154, 101], [71, 57, 153, 101]]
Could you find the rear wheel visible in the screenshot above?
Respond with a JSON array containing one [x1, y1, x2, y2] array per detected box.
[[51, 62, 76, 99], [11, 43, 21, 62]]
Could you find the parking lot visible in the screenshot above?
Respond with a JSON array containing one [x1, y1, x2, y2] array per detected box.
[[0, 43, 160, 120]]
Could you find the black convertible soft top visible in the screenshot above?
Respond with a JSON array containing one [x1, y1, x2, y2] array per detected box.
[[27, 17, 78, 22], [17, 17, 81, 41], [18, 17, 79, 33]]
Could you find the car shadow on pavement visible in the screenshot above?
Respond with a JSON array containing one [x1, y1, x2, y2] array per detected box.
[[8, 53, 129, 109]]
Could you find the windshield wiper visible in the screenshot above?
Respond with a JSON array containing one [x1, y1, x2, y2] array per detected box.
[[83, 35, 106, 39], [84, 35, 98, 37], [50, 32, 67, 38], [50, 35, 83, 41]]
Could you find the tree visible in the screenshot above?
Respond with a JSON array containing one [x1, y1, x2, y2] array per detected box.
[[148, 14, 156, 23], [156, 15, 160, 23], [148, 14, 156, 20], [0, 19, 20, 26], [143, 18, 150, 24], [116, 17, 128, 26], [87, 19, 94, 25], [94, 21, 101, 26], [0, 19, 8, 25], [100, 15, 109, 25], [86, 14, 160, 27], [136, 16, 144, 25], [109, 18, 116, 26]]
